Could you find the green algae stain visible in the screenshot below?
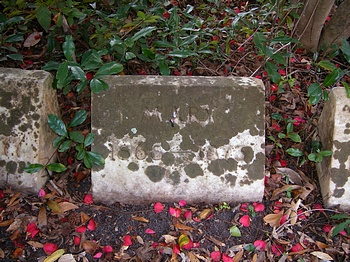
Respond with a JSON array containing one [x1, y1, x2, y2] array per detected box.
[[145, 165, 165, 182], [184, 163, 203, 178]]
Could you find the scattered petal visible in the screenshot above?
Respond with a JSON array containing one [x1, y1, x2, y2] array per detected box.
[[239, 215, 250, 227], [76, 225, 87, 233], [222, 253, 233, 262], [103, 245, 113, 253], [323, 224, 332, 233], [240, 203, 248, 212], [123, 235, 132, 246], [169, 207, 181, 218], [38, 189, 46, 198], [179, 200, 187, 206], [291, 243, 303, 252], [272, 244, 284, 256], [43, 243, 58, 255], [253, 202, 265, 212], [154, 202, 164, 213], [184, 210, 192, 220], [254, 240, 266, 251], [84, 194, 93, 204], [26, 223, 39, 239], [73, 236, 81, 245], [87, 219, 96, 231], [210, 251, 221, 262], [173, 244, 180, 254], [93, 252, 103, 258], [145, 228, 156, 234]]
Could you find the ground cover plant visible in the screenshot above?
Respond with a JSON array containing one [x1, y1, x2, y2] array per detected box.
[[0, 0, 350, 261]]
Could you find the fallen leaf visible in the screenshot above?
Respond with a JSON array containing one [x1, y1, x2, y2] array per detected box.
[[199, 209, 212, 220], [43, 249, 65, 262], [58, 202, 79, 213], [311, 251, 333, 260], [0, 219, 14, 227], [153, 202, 164, 213], [27, 241, 44, 249], [315, 240, 328, 249], [82, 240, 98, 254], [13, 248, 23, 259], [173, 223, 195, 231], [233, 249, 244, 262], [162, 234, 177, 244], [46, 200, 62, 213], [275, 167, 302, 185], [23, 32, 43, 47], [263, 210, 284, 227], [132, 216, 149, 223], [80, 212, 90, 224], [38, 205, 47, 228], [8, 192, 21, 206], [271, 185, 302, 200], [58, 254, 77, 262], [136, 235, 144, 245], [0, 248, 4, 258], [188, 251, 200, 262]]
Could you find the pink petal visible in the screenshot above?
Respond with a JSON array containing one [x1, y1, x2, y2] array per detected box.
[[239, 215, 250, 227], [84, 194, 93, 204], [87, 219, 96, 231], [38, 188, 46, 198], [210, 251, 221, 262], [153, 202, 164, 213], [76, 225, 87, 233], [43, 243, 58, 255], [254, 240, 266, 251], [173, 244, 180, 254], [182, 239, 193, 250], [169, 207, 181, 218], [74, 236, 81, 245], [145, 228, 156, 234], [93, 252, 103, 259], [179, 200, 187, 206], [123, 235, 132, 246], [184, 210, 192, 220], [272, 244, 284, 256], [222, 253, 233, 262], [240, 203, 248, 212], [26, 222, 39, 239], [253, 202, 265, 212], [103, 245, 113, 253], [291, 243, 303, 252]]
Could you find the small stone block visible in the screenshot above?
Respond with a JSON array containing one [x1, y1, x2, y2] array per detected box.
[[317, 87, 350, 210], [0, 68, 59, 193], [92, 76, 265, 204]]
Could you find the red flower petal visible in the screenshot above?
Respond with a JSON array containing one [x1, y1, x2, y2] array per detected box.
[[173, 244, 180, 254], [26, 222, 39, 239], [240, 203, 248, 212], [210, 251, 221, 262], [323, 224, 332, 233], [253, 202, 265, 212], [184, 210, 192, 220], [153, 202, 164, 213], [123, 235, 132, 246], [254, 240, 266, 251], [103, 245, 113, 253], [145, 228, 156, 234], [169, 207, 181, 218], [93, 252, 103, 258], [87, 219, 96, 231], [291, 243, 303, 252], [84, 194, 93, 204], [181, 239, 193, 250], [239, 215, 250, 227], [74, 236, 81, 245], [76, 225, 87, 233], [272, 244, 284, 256], [38, 188, 46, 198], [222, 253, 233, 262], [43, 243, 58, 255], [179, 200, 187, 206]]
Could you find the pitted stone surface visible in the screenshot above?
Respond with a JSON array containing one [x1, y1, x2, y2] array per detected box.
[[92, 76, 265, 204], [317, 87, 350, 210], [0, 68, 59, 193]]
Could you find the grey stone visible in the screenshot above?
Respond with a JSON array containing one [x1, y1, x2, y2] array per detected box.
[[317, 87, 350, 210], [0, 68, 59, 193], [92, 76, 265, 204]]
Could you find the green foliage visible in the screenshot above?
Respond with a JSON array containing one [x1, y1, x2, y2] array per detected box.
[[330, 214, 350, 238], [307, 140, 332, 162], [25, 110, 104, 173], [229, 225, 241, 237]]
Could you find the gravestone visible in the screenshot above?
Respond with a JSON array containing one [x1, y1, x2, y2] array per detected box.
[[92, 76, 265, 204], [0, 68, 59, 193], [317, 87, 350, 210]]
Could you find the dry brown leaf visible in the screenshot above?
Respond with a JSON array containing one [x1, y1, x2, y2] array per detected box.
[[199, 209, 212, 220], [173, 223, 194, 231], [271, 185, 302, 200], [315, 240, 328, 249], [0, 248, 4, 258], [132, 216, 149, 223], [206, 236, 225, 247], [80, 212, 90, 224], [187, 252, 200, 262], [263, 210, 284, 228], [233, 249, 244, 262], [8, 192, 21, 206], [10, 229, 21, 240], [290, 199, 301, 225], [23, 32, 42, 47], [311, 251, 333, 260], [46, 200, 62, 213], [38, 205, 47, 228], [163, 234, 177, 244], [58, 202, 79, 213], [82, 240, 98, 254], [0, 219, 14, 227], [136, 235, 144, 245], [275, 167, 302, 185], [13, 248, 23, 259], [27, 241, 44, 249], [252, 253, 258, 262]]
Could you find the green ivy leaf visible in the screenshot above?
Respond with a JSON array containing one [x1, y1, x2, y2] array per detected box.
[[56, 61, 69, 89], [308, 83, 322, 105], [289, 133, 301, 143], [24, 164, 44, 173], [69, 131, 85, 143], [331, 214, 350, 220], [69, 65, 86, 81], [58, 140, 71, 152], [319, 150, 333, 157], [340, 38, 350, 64], [53, 136, 66, 147], [48, 114, 68, 137], [84, 133, 94, 147], [168, 50, 198, 58], [271, 35, 298, 45], [83, 154, 93, 169], [36, 5, 51, 32], [63, 35, 75, 61], [342, 82, 350, 98], [81, 50, 102, 70], [286, 148, 304, 157], [69, 110, 87, 127], [331, 220, 350, 238], [47, 163, 67, 173], [130, 26, 156, 42], [265, 62, 281, 83], [324, 68, 344, 87], [229, 225, 241, 237], [90, 78, 109, 93], [308, 153, 321, 162], [318, 60, 337, 71], [95, 62, 123, 78], [76, 144, 85, 160], [86, 151, 105, 166]]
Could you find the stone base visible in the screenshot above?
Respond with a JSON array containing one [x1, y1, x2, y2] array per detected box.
[[317, 87, 350, 210], [92, 76, 265, 205], [0, 68, 59, 193]]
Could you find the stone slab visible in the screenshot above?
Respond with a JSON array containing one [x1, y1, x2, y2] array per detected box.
[[317, 87, 350, 210], [0, 68, 59, 193], [92, 76, 265, 205]]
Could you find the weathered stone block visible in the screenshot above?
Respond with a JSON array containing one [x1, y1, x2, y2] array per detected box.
[[0, 68, 59, 193], [92, 76, 265, 204], [317, 87, 350, 210]]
